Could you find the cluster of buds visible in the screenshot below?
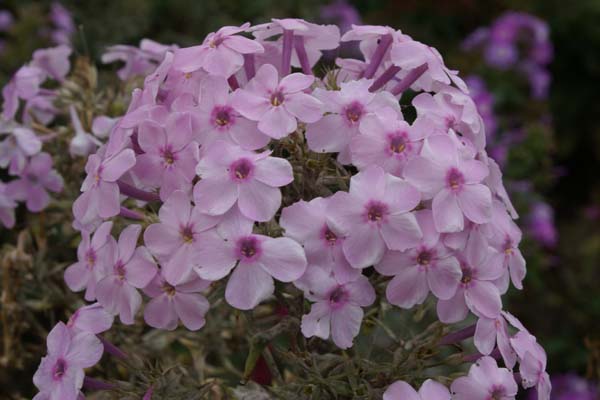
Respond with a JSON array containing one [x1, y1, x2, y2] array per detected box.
[[31, 19, 551, 399]]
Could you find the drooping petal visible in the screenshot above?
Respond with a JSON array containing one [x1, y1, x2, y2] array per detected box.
[[457, 184, 492, 224], [174, 292, 209, 331], [383, 381, 420, 400], [432, 189, 464, 233], [427, 256, 461, 300], [385, 265, 429, 308], [330, 304, 363, 349], [301, 301, 331, 340], [237, 180, 281, 222], [342, 225, 386, 269], [225, 262, 274, 310], [144, 294, 178, 330], [259, 237, 307, 282]]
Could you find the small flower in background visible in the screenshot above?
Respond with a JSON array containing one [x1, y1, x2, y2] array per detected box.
[[49, 2, 75, 46], [0, 10, 14, 32], [320, 0, 361, 34], [526, 201, 558, 248], [529, 374, 598, 400]]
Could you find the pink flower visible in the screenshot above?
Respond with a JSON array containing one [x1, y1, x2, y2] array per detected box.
[[350, 107, 426, 174], [173, 23, 264, 78], [64, 221, 114, 301], [383, 379, 450, 400], [0, 124, 42, 174], [511, 332, 551, 400], [280, 197, 359, 283], [31, 45, 72, 82], [66, 303, 114, 335], [328, 165, 422, 269], [69, 105, 101, 157], [375, 210, 461, 308], [299, 266, 374, 349], [475, 311, 527, 369], [231, 64, 323, 139], [483, 200, 526, 291], [143, 190, 223, 285], [96, 225, 158, 324], [193, 211, 307, 310], [143, 272, 211, 331], [133, 112, 199, 200], [195, 77, 269, 150], [193, 140, 293, 222], [73, 146, 136, 225], [306, 79, 398, 163], [450, 356, 518, 400], [436, 233, 504, 323], [0, 182, 16, 228], [33, 322, 103, 400], [404, 134, 492, 232], [6, 152, 63, 212], [102, 39, 176, 81]]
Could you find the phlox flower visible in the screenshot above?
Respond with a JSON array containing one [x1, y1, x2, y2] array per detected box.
[[143, 190, 223, 285], [475, 311, 527, 369], [33, 322, 103, 400], [96, 225, 158, 324], [6, 152, 63, 212], [299, 265, 374, 349], [280, 196, 359, 283], [173, 23, 264, 78], [31, 45, 72, 82], [375, 210, 461, 308], [306, 79, 398, 163], [66, 303, 114, 335], [73, 146, 136, 225], [436, 232, 504, 323], [193, 140, 293, 222], [193, 210, 307, 310], [383, 379, 450, 400], [327, 165, 422, 269], [511, 332, 551, 400], [0, 123, 42, 174], [450, 356, 518, 400], [482, 200, 526, 291], [350, 107, 426, 175], [404, 134, 492, 232], [195, 76, 269, 150], [64, 221, 114, 301], [231, 64, 323, 139], [133, 112, 199, 200], [69, 105, 101, 157], [143, 272, 211, 331]]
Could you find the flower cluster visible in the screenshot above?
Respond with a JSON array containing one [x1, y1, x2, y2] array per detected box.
[[32, 19, 550, 399], [0, 45, 71, 225], [462, 11, 553, 99]]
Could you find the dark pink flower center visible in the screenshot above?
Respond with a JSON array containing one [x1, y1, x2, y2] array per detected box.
[[52, 358, 67, 380], [162, 282, 177, 297], [237, 236, 261, 261], [26, 173, 39, 184], [388, 132, 408, 154], [329, 286, 349, 308], [460, 265, 474, 285], [180, 225, 195, 243], [365, 200, 388, 223], [445, 167, 465, 192], [320, 225, 338, 246], [417, 250, 433, 266], [270, 91, 285, 106], [115, 262, 126, 280], [343, 101, 364, 124], [212, 106, 235, 128], [85, 249, 96, 267], [229, 158, 254, 182], [161, 146, 176, 165], [490, 385, 506, 400]]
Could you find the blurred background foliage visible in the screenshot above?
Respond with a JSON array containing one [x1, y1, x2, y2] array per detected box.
[[0, 0, 599, 396]]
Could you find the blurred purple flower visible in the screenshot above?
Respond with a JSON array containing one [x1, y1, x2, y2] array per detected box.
[[320, 0, 361, 34], [49, 2, 75, 45], [0, 10, 14, 32], [526, 201, 558, 248], [465, 75, 497, 139], [528, 374, 598, 400]]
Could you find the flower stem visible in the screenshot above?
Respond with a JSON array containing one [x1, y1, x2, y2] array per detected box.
[[98, 335, 128, 359], [439, 324, 476, 345], [83, 376, 116, 391], [227, 75, 240, 90], [369, 65, 401, 92], [390, 63, 429, 96], [117, 181, 160, 202], [281, 29, 294, 75], [119, 206, 144, 221], [294, 36, 312, 75], [243, 54, 256, 81], [362, 34, 393, 79]]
